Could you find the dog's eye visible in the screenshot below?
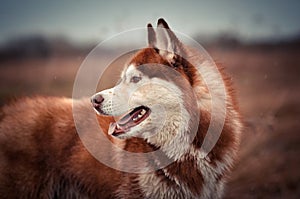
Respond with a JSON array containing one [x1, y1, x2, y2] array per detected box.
[[130, 76, 142, 83]]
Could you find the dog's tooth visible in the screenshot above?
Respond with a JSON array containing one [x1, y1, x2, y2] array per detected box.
[[132, 117, 137, 121], [141, 109, 146, 115]]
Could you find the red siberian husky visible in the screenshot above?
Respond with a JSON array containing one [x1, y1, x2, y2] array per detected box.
[[0, 19, 242, 198]]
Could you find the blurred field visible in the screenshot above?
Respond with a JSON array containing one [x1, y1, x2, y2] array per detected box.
[[0, 57, 83, 104], [209, 47, 300, 199], [0, 46, 299, 198]]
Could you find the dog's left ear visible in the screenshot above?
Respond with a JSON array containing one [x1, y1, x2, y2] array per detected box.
[[147, 23, 156, 48], [147, 18, 186, 67]]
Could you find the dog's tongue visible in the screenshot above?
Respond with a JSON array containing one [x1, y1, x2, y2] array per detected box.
[[117, 112, 132, 126], [108, 122, 125, 136], [108, 107, 148, 136], [108, 111, 135, 136]]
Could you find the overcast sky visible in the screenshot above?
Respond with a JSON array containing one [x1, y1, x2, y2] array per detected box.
[[0, 0, 299, 44]]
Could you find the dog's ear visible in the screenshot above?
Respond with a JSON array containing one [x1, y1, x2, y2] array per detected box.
[[147, 19, 195, 85], [155, 18, 186, 67], [147, 23, 156, 48]]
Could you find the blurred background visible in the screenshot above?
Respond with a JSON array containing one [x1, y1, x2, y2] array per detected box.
[[0, 0, 300, 198]]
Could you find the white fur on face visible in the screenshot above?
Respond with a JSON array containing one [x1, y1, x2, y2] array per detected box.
[[95, 64, 193, 157], [94, 64, 141, 116]]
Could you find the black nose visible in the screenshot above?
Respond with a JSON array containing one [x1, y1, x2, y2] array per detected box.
[[91, 94, 104, 108]]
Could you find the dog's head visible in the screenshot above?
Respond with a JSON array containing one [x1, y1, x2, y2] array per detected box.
[[91, 19, 199, 142]]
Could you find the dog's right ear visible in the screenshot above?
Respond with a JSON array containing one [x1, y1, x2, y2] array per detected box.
[[156, 18, 185, 57]]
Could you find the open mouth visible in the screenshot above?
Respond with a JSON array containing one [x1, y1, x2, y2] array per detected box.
[[108, 106, 150, 137]]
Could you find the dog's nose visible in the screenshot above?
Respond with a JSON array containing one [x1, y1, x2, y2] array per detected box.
[[91, 94, 104, 108]]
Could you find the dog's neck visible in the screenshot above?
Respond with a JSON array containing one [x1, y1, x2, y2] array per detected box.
[[145, 105, 198, 161]]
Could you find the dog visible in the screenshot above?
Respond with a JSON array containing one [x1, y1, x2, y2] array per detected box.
[[0, 18, 242, 198]]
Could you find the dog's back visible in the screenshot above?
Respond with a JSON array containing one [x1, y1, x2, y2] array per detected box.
[[0, 97, 121, 198]]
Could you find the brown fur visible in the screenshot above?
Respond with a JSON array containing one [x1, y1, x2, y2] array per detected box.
[[0, 97, 121, 198]]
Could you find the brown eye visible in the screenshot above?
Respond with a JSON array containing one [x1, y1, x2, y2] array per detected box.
[[130, 76, 141, 83]]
